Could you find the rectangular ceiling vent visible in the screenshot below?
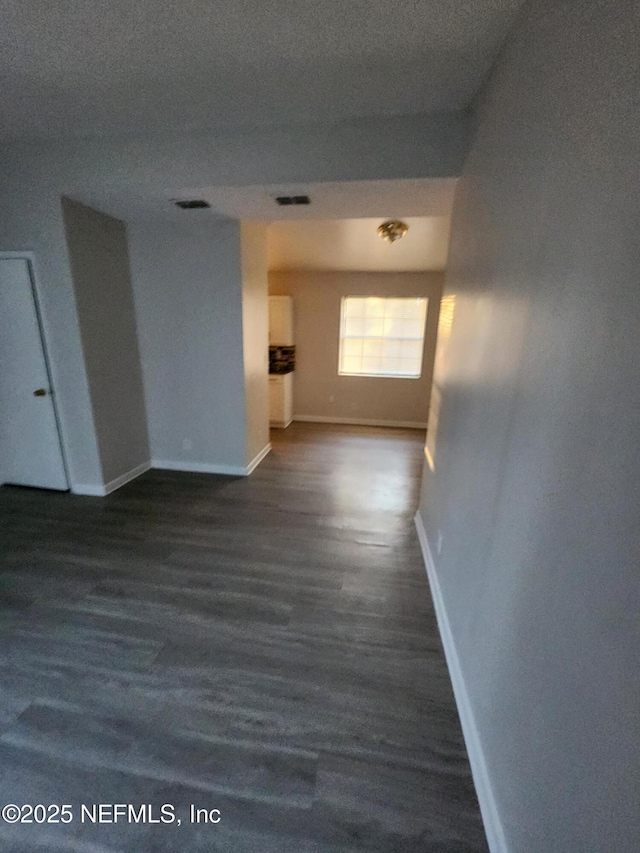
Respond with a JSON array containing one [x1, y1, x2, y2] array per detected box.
[[275, 195, 310, 206], [174, 199, 210, 209]]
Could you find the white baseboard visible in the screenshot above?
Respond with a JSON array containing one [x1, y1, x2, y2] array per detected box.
[[103, 460, 151, 494], [293, 415, 427, 429], [152, 449, 272, 477], [246, 443, 271, 474], [414, 512, 508, 853], [269, 419, 293, 428], [152, 458, 247, 477], [71, 483, 106, 497], [72, 460, 151, 497]]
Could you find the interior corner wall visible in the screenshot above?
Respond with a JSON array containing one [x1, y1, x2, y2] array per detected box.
[[240, 222, 270, 467], [269, 271, 443, 425], [417, 1, 640, 851], [62, 198, 150, 486], [127, 219, 247, 472]]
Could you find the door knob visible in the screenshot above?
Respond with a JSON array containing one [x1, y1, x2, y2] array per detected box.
[[33, 388, 48, 397]]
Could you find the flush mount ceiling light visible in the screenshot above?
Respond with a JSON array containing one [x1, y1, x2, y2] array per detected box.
[[377, 220, 409, 243]]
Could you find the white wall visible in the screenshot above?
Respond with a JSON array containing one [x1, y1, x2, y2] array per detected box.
[[240, 222, 270, 467], [28, 114, 469, 222], [418, 1, 640, 850], [128, 219, 247, 473], [62, 199, 150, 486]]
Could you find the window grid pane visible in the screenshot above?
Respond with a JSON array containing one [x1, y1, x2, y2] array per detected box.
[[339, 297, 428, 378]]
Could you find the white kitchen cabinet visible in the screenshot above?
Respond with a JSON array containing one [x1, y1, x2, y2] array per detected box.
[[269, 373, 293, 427], [269, 296, 294, 345]]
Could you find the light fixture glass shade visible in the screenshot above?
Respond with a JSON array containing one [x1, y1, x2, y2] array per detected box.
[[377, 220, 409, 243]]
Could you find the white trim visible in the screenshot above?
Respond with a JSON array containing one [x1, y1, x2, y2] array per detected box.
[[294, 415, 427, 429], [152, 459, 247, 477], [246, 443, 271, 474], [414, 512, 509, 853], [71, 460, 151, 496], [270, 418, 293, 428], [153, 450, 272, 477], [103, 460, 151, 494], [71, 483, 107, 497]]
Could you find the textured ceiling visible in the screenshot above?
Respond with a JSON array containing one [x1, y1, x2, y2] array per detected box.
[[268, 217, 452, 272], [0, 0, 524, 139], [172, 178, 457, 223]]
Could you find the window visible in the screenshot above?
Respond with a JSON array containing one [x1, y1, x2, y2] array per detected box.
[[338, 296, 428, 378]]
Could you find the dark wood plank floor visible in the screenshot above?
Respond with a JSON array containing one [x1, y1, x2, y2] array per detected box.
[[0, 423, 488, 852]]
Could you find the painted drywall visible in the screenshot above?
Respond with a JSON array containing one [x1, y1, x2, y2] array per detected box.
[[268, 217, 452, 272], [269, 272, 442, 425], [175, 178, 457, 222], [240, 222, 270, 466], [1, 114, 468, 223], [417, 1, 640, 850], [128, 219, 247, 471], [62, 199, 150, 485]]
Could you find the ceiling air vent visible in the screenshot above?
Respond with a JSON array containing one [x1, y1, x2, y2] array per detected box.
[[275, 195, 310, 206], [174, 199, 210, 210]]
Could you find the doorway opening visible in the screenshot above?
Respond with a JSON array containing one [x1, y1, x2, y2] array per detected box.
[[264, 211, 452, 438]]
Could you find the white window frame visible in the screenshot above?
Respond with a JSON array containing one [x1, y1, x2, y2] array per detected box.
[[337, 296, 428, 380]]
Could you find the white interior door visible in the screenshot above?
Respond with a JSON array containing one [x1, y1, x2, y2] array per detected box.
[[0, 258, 68, 490]]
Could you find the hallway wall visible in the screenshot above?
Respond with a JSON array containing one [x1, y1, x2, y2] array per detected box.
[[240, 222, 270, 467], [417, 1, 640, 850], [128, 219, 247, 473], [62, 198, 150, 487]]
